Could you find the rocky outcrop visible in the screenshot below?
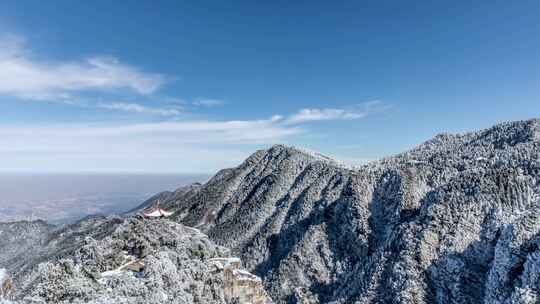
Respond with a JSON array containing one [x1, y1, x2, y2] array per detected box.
[[160, 118, 540, 303], [0, 269, 14, 301], [209, 257, 272, 304]]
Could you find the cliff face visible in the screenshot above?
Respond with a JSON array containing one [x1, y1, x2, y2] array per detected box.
[[162, 119, 540, 304]]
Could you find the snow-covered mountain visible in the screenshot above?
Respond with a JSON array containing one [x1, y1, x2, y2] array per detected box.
[[157, 118, 540, 303], [1, 118, 539, 304]]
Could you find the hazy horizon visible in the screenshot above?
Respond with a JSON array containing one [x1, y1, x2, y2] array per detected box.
[[0, 173, 209, 224]]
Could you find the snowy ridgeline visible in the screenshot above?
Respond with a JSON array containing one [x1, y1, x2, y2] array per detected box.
[[287, 146, 360, 170]]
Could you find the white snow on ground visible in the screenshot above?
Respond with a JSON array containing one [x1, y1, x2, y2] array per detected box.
[[291, 146, 357, 170], [232, 269, 262, 282], [0, 269, 6, 284], [98, 259, 142, 284], [100, 269, 123, 278], [208, 257, 241, 270], [182, 226, 202, 234], [407, 159, 428, 165], [98, 268, 125, 285]]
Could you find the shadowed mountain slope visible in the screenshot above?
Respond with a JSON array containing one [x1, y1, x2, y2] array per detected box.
[[159, 118, 540, 304]]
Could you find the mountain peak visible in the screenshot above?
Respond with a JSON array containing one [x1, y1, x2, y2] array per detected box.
[[255, 144, 353, 170], [163, 118, 540, 303]]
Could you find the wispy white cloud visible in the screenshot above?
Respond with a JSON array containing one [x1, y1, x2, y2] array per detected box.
[[285, 108, 365, 124], [0, 116, 302, 148], [0, 102, 388, 172], [0, 34, 165, 102], [97, 102, 182, 117], [284, 101, 387, 124], [192, 98, 225, 107], [0, 117, 303, 172], [0, 33, 390, 172]]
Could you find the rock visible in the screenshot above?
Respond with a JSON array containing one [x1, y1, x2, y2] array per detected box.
[[0, 269, 14, 300], [208, 257, 272, 304]]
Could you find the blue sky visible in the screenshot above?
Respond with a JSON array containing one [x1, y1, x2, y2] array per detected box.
[[0, 1, 539, 173]]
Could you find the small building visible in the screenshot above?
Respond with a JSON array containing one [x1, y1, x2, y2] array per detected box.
[[143, 200, 174, 218], [119, 260, 145, 273]]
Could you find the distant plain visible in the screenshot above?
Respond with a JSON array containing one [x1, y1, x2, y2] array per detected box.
[[0, 173, 209, 224]]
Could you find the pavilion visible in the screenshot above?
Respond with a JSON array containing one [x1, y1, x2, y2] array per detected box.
[[142, 200, 174, 218]]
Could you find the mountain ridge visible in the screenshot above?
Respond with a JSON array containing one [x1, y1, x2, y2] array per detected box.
[[1, 118, 539, 304], [158, 118, 540, 303]]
